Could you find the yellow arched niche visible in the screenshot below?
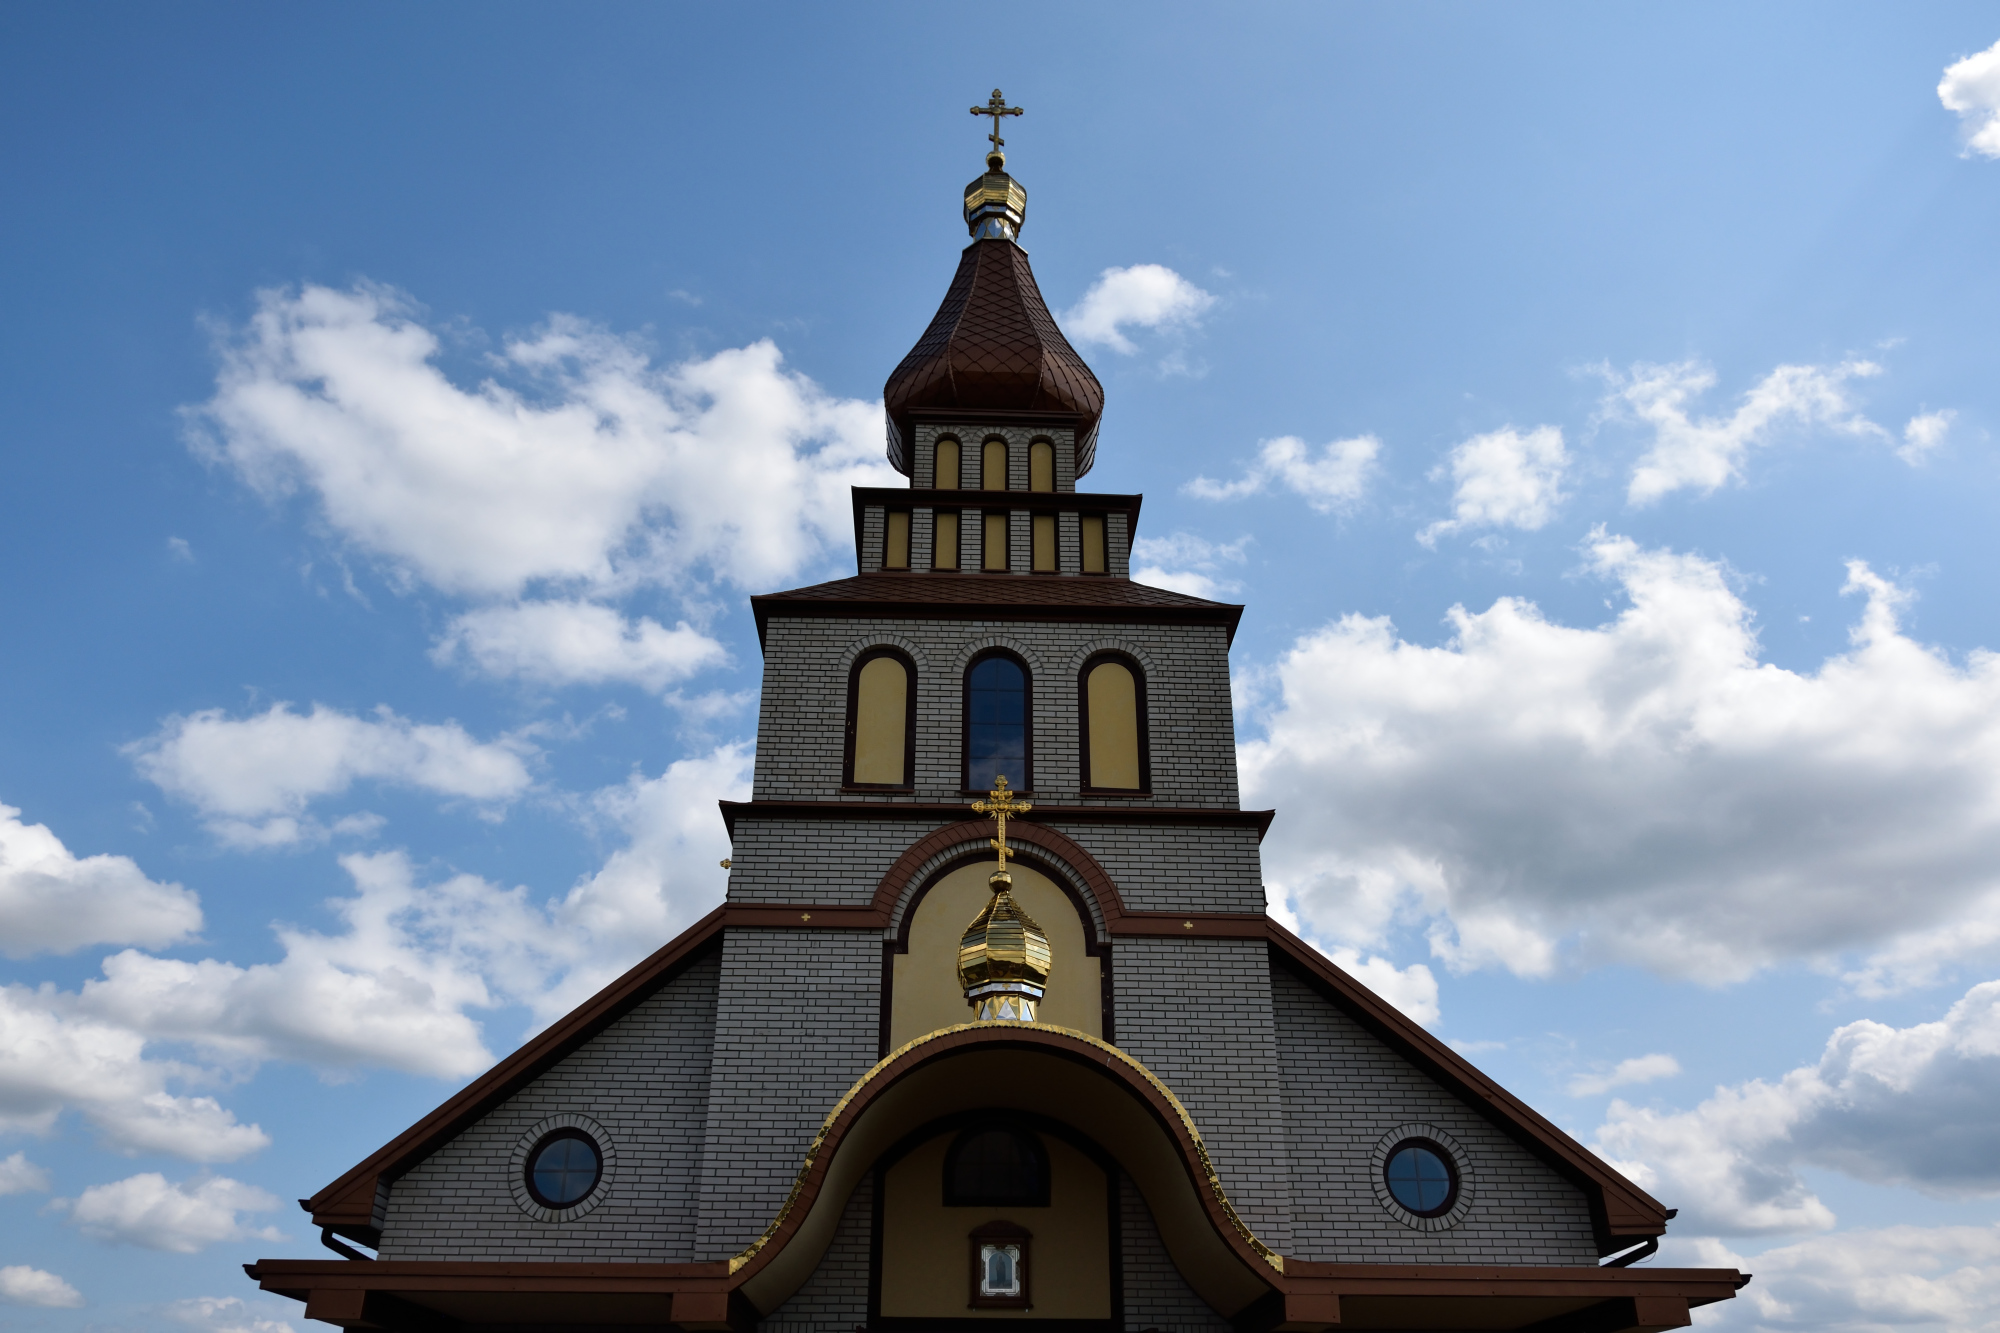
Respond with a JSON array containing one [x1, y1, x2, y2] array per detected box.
[[880, 1130, 1110, 1319], [890, 860, 1100, 1049]]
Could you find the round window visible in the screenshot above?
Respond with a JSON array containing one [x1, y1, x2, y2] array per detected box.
[[525, 1129, 603, 1209], [1383, 1139, 1457, 1217]]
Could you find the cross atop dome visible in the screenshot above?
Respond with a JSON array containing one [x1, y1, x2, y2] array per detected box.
[[970, 88, 1023, 166]]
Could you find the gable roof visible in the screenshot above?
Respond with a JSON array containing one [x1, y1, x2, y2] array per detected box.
[[303, 904, 1669, 1256]]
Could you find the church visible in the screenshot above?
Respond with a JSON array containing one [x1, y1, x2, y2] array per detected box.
[[245, 95, 1748, 1333]]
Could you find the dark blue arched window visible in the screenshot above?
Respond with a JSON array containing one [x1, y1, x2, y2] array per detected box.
[[965, 653, 1030, 790]]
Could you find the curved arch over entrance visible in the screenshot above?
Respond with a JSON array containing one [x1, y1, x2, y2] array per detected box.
[[727, 1025, 1282, 1321]]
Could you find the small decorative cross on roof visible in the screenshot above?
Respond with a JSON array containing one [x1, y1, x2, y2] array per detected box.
[[971, 775, 1033, 870], [971, 88, 1024, 157]]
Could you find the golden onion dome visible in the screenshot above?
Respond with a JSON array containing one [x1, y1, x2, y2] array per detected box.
[[956, 869, 1052, 1022]]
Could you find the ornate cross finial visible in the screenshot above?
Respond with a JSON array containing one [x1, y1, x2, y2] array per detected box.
[[971, 88, 1024, 157], [970, 775, 1033, 872]]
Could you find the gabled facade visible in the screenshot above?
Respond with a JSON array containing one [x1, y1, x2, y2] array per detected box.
[[248, 125, 1746, 1333]]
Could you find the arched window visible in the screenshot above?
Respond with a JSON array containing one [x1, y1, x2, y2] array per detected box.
[[982, 438, 1009, 490], [1079, 653, 1148, 792], [1029, 439, 1054, 492], [944, 1125, 1049, 1206], [964, 651, 1030, 790], [846, 649, 915, 788], [934, 436, 961, 490]]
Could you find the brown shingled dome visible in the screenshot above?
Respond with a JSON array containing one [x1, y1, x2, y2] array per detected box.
[[883, 238, 1105, 479]]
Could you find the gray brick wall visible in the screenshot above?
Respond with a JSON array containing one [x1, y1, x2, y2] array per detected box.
[[1121, 1172, 1231, 1333], [1043, 824, 1266, 914], [695, 928, 882, 1260], [752, 618, 1239, 808], [1112, 938, 1294, 1253], [1271, 965, 1599, 1264], [376, 950, 720, 1261], [760, 1173, 873, 1333]]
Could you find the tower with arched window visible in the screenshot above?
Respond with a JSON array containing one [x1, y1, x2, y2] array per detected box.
[[250, 115, 1745, 1333]]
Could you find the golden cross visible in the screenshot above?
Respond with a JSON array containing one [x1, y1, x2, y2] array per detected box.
[[970, 775, 1033, 869], [970, 88, 1023, 156]]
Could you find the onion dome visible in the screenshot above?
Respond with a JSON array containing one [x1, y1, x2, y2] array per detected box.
[[956, 869, 1052, 1023], [882, 153, 1105, 480]]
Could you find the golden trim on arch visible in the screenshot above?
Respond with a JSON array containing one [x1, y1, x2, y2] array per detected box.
[[726, 1021, 1284, 1275]]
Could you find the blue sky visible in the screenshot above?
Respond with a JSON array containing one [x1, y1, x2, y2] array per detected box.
[[4, 4, 2000, 1329]]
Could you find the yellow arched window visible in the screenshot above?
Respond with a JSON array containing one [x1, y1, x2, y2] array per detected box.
[[934, 437, 961, 490], [1029, 439, 1054, 492], [847, 649, 914, 787], [1080, 655, 1146, 792], [983, 438, 1009, 490]]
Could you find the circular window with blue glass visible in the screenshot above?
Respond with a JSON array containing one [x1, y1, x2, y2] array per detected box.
[[525, 1129, 603, 1209], [1383, 1139, 1457, 1217]]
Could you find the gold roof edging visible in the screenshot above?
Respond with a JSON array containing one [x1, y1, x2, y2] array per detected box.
[[726, 1021, 1284, 1276]]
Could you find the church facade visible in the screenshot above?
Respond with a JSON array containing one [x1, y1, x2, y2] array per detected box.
[[247, 112, 1746, 1333]]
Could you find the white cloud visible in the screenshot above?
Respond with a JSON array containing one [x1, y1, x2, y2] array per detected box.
[[0, 982, 269, 1160], [1186, 435, 1380, 514], [1940, 40, 2000, 160], [0, 1265, 84, 1309], [128, 703, 535, 846], [1901, 409, 1956, 465], [1243, 530, 2000, 987], [1267, 894, 1440, 1026], [1602, 359, 1886, 504], [0, 803, 202, 956], [0, 744, 745, 1159], [184, 283, 894, 601], [1686, 1226, 2000, 1333], [0, 1150, 50, 1194], [433, 600, 727, 692], [1568, 1053, 1681, 1097], [1131, 532, 1250, 600], [62, 1173, 283, 1253], [1060, 264, 1215, 354], [1418, 425, 1567, 546], [85, 744, 748, 1077], [1596, 977, 2000, 1235], [167, 1295, 298, 1333]]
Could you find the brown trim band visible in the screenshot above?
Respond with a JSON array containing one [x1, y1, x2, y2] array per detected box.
[[855, 486, 1142, 518], [719, 799, 1275, 840]]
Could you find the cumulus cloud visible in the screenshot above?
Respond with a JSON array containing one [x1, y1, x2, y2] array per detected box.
[[167, 1295, 298, 1333], [1687, 1227, 2000, 1333], [0, 744, 745, 1159], [0, 1265, 84, 1309], [1130, 533, 1249, 600], [61, 1173, 282, 1253], [1186, 435, 1380, 514], [0, 803, 201, 956], [1901, 409, 1956, 465], [0, 981, 270, 1160], [1418, 426, 1568, 547], [1242, 529, 2000, 987], [1596, 977, 2000, 1234], [432, 600, 727, 693], [1568, 1053, 1681, 1097], [0, 1150, 51, 1194], [184, 283, 894, 601], [1061, 264, 1215, 355], [128, 702, 534, 846], [1940, 40, 2000, 160], [1266, 895, 1441, 1026], [1601, 359, 1885, 504]]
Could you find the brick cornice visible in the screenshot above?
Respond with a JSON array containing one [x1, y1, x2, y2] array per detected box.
[[719, 799, 1274, 840]]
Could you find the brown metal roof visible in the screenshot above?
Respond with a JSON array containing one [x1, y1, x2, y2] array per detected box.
[[749, 573, 1243, 647], [883, 239, 1105, 478]]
